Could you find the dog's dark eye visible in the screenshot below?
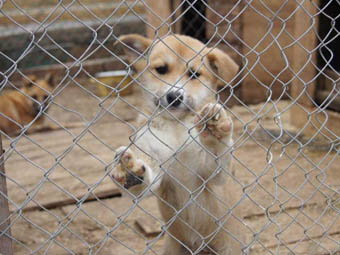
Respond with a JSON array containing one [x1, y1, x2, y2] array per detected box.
[[155, 64, 168, 75], [43, 95, 48, 101], [188, 68, 200, 79], [32, 95, 38, 101]]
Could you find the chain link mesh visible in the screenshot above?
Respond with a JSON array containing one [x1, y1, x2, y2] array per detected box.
[[0, 0, 339, 254]]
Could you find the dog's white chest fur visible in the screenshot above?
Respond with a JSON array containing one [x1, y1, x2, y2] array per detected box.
[[135, 117, 203, 170], [134, 115, 231, 190]]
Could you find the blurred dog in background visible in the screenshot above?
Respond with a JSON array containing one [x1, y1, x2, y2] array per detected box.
[[0, 74, 55, 136]]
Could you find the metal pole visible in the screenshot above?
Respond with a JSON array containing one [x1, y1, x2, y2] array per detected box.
[[0, 135, 13, 255]]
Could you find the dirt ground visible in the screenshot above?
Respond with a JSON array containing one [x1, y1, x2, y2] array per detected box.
[[2, 82, 340, 255]]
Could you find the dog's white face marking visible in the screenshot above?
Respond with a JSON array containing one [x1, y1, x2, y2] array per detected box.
[[141, 43, 217, 119]]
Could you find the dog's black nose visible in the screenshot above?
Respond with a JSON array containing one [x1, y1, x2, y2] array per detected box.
[[166, 91, 183, 107]]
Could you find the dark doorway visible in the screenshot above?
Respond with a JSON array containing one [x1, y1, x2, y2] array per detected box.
[[317, 0, 340, 112], [181, 0, 207, 43], [318, 0, 340, 72]]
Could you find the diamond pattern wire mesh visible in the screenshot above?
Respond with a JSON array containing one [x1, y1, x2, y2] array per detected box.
[[0, 0, 339, 254]]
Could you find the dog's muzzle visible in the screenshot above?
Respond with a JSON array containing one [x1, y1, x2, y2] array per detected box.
[[166, 90, 183, 108], [153, 89, 194, 112], [33, 101, 49, 116], [33, 102, 41, 115]]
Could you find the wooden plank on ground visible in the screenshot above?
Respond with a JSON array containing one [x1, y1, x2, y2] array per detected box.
[[135, 217, 162, 237], [3, 121, 131, 212], [10, 196, 163, 255]]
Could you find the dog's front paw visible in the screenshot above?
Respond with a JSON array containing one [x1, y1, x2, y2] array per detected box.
[[195, 103, 232, 140], [110, 146, 146, 189]]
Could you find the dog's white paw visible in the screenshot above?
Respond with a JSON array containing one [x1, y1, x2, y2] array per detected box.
[[195, 103, 232, 140], [110, 146, 146, 189]]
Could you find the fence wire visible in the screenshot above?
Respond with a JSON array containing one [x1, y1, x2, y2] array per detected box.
[[0, 0, 340, 254]]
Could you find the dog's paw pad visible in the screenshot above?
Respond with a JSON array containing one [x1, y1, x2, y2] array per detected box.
[[111, 165, 127, 184], [114, 173, 126, 184], [111, 147, 146, 188], [196, 103, 232, 139], [121, 151, 135, 169], [218, 119, 232, 133]]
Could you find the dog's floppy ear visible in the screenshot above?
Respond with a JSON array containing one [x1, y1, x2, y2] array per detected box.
[[116, 34, 152, 71], [207, 47, 239, 88]]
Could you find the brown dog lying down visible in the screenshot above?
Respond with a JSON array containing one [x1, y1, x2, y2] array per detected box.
[[0, 74, 55, 136], [111, 34, 244, 254]]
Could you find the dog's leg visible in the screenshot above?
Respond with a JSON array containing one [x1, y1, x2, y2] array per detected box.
[[194, 103, 234, 181], [195, 103, 233, 154], [162, 237, 186, 255], [110, 146, 161, 192], [211, 238, 242, 255]]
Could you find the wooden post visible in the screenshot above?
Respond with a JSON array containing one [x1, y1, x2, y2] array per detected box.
[[242, 0, 298, 104], [289, 0, 320, 134], [285, 0, 340, 140], [290, 0, 319, 106], [0, 135, 13, 255], [145, 0, 172, 38]]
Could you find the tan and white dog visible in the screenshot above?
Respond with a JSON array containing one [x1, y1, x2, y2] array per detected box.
[[111, 34, 242, 255]]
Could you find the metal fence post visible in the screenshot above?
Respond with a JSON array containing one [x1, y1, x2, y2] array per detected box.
[[0, 135, 13, 255]]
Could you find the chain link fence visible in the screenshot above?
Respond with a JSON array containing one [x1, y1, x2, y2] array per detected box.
[[0, 0, 340, 254]]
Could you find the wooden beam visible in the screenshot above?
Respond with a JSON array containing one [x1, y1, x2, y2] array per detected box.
[[242, 1, 319, 104], [242, 0, 297, 104], [145, 0, 172, 38], [171, 0, 183, 34], [290, 0, 319, 107], [287, 1, 336, 139], [20, 188, 121, 213], [0, 135, 13, 255]]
